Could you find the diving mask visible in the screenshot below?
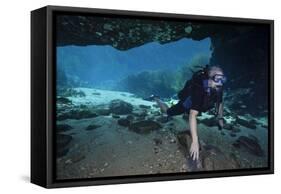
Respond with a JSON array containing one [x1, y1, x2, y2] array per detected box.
[[211, 74, 227, 84]]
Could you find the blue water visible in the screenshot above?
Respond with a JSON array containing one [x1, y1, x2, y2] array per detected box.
[[57, 37, 211, 88]]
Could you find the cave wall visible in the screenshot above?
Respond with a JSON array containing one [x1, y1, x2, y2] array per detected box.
[[210, 25, 269, 87], [209, 25, 269, 116]]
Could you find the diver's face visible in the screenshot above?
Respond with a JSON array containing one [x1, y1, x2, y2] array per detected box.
[[209, 70, 225, 90]]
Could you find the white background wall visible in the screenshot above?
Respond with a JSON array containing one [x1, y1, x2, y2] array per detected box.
[[0, 0, 279, 193]]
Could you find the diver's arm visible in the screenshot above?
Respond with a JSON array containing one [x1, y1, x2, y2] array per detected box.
[[217, 102, 223, 118], [189, 109, 199, 160], [217, 102, 224, 128]]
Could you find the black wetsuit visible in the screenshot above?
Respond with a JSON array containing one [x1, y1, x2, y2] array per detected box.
[[167, 74, 223, 116]]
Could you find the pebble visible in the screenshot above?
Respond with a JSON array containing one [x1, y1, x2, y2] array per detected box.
[[65, 159, 72, 164]]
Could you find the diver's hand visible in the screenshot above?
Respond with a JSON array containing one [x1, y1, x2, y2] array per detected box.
[[218, 119, 224, 128], [190, 141, 199, 160]]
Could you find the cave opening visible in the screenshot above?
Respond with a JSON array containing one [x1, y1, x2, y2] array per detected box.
[[57, 37, 212, 96]]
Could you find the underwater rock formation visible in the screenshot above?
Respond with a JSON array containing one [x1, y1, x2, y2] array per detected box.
[[126, 115, 135, 121], [232, 135, 264, 157], [112, 114, 121, 119], [85, 124, 101, 131], [223, 122, 241, 134], [56, 15, 261, 54], [109, 99, 133, 115], [129, 120, 162, 134], [235, 116, 257, 129], [117, 118, 131, 127], [57, 15, 205, 49]]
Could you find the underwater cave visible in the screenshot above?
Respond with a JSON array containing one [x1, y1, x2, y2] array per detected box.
[[53, 13, 270, 180]]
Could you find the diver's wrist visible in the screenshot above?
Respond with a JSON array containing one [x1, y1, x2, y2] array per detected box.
[[191, 137, 199, 143]]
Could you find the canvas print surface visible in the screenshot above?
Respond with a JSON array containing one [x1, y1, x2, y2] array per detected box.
[[55, 13, 269, 180]]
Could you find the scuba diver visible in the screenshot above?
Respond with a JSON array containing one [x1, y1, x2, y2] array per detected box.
[[148, 65, 226, 161]]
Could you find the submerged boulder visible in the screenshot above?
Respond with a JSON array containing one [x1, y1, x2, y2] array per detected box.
[[129, 120, 162, 134], [117, 118, 131, 127], [126, 115, 135, 121], [236, 117, 257, 129], [224, 123, 241, 133], [112, 114, 120, 119], [232, 135, 264, 157], [109, 99, 133, 115], [85, 124, 101, 131], [223, 123, 234, 131]]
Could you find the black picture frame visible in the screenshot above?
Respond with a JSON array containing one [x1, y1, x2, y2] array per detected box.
[[31, 5, 274, 188]]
